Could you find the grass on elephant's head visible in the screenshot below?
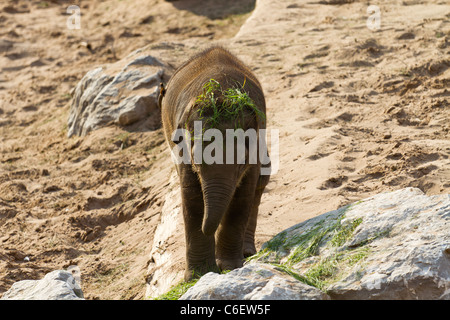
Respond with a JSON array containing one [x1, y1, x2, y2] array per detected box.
[[193, 78, 265, 130]]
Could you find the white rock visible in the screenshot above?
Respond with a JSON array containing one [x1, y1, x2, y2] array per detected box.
[[252, 187, 449, 300], [1, 270, 84, 300], [327, 188, 450, 300], [180, 263, 329, 300]]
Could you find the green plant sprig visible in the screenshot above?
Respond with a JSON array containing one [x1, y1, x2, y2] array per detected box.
[[194, 78, 265, 130]]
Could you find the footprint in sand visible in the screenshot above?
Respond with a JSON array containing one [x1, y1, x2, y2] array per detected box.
[[396, 31, 415, 40], [319, 175, 348, 190]]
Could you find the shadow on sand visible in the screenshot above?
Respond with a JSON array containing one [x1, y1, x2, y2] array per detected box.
[[165, 0, 256, 20]]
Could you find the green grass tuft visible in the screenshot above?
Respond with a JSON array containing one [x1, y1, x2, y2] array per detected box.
[[330, 217, 363, 247], [153, 279, 199, 300]]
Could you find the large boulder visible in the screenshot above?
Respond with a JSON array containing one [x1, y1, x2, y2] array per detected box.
[[181, 188, 449, 300], [325, 188, 450, 299], [1, 270, 84, 300], [67, 49, 171, 137]]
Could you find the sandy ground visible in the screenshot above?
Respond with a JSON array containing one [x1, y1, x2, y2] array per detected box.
[[0, 0, 449, 299]]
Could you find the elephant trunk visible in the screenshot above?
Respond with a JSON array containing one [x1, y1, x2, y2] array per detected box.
[[201, 179, 235, 236]]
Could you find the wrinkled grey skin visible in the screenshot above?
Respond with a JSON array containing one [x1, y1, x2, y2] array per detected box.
[[161, 47, 270, 280]]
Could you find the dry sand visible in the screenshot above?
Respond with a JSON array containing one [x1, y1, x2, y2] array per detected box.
[[0, 0, 448, 299]]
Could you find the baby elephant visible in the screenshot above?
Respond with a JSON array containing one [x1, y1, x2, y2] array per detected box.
[[160, 46, 270, 280]]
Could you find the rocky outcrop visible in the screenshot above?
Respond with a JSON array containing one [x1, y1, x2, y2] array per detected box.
[[181, 188, 450, 300], [67, 49, 172, 137], [1, 270, 84, 300]]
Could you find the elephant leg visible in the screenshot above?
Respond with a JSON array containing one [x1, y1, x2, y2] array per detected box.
[[215, 166, 259, 271], [179, 164, 218, 281], [243, 171, 270, 257]]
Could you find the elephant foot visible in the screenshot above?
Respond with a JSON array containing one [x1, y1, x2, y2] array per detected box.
[[216, 257, 244, 272], [243, 241, 257, 258], [184, 263, 220, 281]]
